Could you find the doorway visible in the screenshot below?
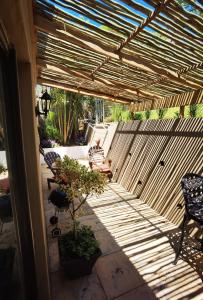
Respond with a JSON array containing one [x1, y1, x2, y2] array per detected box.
[[0, 32, 38, 300]]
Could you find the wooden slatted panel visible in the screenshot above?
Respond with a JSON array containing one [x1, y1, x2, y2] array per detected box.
[[107, 118, 203, 225], [132, 88, 203, 112]]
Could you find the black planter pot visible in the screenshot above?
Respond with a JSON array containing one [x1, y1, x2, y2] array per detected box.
[[48, 189, 70, 209], [58, 238, 102, 279]]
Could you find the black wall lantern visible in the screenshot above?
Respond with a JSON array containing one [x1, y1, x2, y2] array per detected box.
[[36, 89, 52, 118]]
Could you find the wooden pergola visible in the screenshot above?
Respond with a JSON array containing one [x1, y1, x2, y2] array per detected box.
[[34, 0, 203, 110]]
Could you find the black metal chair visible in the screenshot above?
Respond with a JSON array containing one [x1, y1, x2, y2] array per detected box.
[[42, 150, 61, 189], [174, 173, 203, 264]]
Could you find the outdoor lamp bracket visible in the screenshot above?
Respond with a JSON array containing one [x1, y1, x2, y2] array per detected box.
[[35, 90, 52, 118]]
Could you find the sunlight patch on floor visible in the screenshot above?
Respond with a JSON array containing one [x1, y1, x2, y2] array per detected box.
[[87, 183, 203, 300]]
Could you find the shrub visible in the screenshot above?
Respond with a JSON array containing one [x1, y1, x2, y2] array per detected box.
[[59, 225, 99, 260], [46, 125, 62, 143], [134, 112, 143, 120], [55, 156, 107, 239]]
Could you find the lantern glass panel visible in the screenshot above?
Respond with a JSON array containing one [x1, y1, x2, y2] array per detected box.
[[46, 99, 51, 112], [41, 99, 46, 112]]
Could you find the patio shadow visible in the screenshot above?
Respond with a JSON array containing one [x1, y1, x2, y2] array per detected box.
[[41, 166, 203, 300]]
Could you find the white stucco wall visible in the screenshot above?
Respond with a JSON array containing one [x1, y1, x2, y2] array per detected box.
[[40, 145, 89, 164], [0, 123, 118, 169], [0, 151, 7, 168]]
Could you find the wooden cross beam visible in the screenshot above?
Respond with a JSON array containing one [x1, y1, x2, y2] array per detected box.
[[37, 77, 132, 104], [91, 56, 111, 79], [37, 58, 163, 100], [81, 0, 174, 81]]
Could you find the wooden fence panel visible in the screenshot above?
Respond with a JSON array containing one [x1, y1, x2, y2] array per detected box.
[[108, 118, 203, 226]]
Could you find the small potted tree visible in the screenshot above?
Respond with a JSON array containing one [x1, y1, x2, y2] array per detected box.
[[55, 156, 107, 279]]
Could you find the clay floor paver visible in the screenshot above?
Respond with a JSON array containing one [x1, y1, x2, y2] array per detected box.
[[114, 285, 157, 300], [95, 250, 144, 299], [41, 165, 203, 300], [51, 270, 107, 300]]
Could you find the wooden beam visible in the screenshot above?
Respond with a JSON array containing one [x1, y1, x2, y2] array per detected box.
[[0, 0, 34, 61], [179, 105, 185, 118], [34, 14, 202, 90], [91, 0, 171, 79], [0, 20, 9, 50], [91, 56, 111, 79], [37, 77, 131, 104], [37, 58, 90, 80]]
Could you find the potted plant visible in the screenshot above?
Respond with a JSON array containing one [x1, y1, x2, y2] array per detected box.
[[55, 156, 107, 279]]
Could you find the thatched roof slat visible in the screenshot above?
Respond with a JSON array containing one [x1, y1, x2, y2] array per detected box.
[[47, 0, 132, 36], [167, 4, 203, 36], [66, 0, 142, 31], [37, 39, 103, 66], [34, 0, 203, 107], [187, 0, 203, 12], [35, 14, 202, 88], [149, 21, 203, 53], [36, 1, 124, 42], [147, 23, 202, 59], [135, 31, 200, 66], [156, 14, 203, 44], [129, 35, 193, 70], [116, 0, 174, 52], [114, 0, 153, 17]]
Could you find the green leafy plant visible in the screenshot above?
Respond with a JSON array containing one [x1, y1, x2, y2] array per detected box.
[[49, 88, 96, 145], [55, 156, 107, 259], [111, 105, 123, 121], [134, 112, 143, 120], [60, 225, 99, 260], [190, 104, 197, 118], [45, 122, 62, 143], [110, 105, 134, 122], [121, 110, 134, 121], [174, 111, 179, 119], [145, 110, 151, 120], [159, 108, 167, 119]]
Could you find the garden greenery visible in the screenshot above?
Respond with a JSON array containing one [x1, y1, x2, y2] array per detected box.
[[44, 89, 96, 145]]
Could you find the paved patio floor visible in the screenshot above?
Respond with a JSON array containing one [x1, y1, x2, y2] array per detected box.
[[41, 165, 203, 300]]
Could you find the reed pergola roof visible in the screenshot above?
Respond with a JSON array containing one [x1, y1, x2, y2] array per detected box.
[[34, 0, 203, 107]]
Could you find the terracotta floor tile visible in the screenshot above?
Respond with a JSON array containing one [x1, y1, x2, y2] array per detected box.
[[51, 270, 107, 300], [49, 240, 60, 272], [94, 229, 121, 256], [115, 285, 157, 300], [41, 165, 203, 300], [96, 251, 144, 299]]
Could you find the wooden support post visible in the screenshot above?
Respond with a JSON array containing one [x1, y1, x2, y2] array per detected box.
[[179, 105, 185, 118]]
